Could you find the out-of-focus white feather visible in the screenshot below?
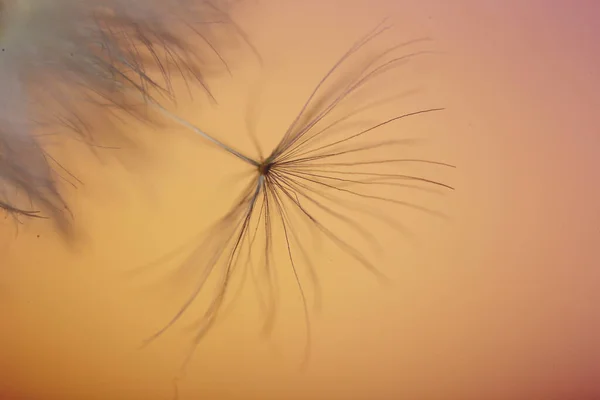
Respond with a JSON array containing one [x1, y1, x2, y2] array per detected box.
[[0, 0, 239, 231]]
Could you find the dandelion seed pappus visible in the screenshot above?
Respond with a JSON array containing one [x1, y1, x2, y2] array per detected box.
[[140, 18, 455, 386]]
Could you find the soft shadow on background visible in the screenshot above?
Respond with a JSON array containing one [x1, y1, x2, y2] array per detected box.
[[1, 1, 599, 399]]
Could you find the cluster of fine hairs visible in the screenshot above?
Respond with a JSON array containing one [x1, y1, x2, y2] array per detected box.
[[138, 20, 455, 382], [1, 0, 454, 389]]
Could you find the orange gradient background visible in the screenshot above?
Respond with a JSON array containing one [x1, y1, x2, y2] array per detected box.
[[1, 1, 599, 399]]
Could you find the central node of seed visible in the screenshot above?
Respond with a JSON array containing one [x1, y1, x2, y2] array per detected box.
[[258, 161, 272, 176]]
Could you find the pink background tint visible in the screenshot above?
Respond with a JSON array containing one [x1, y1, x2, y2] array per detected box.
[[1, 1, 599, 399]]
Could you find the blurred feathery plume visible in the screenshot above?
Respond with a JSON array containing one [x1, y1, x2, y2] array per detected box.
[[0, 0, 243, 233]]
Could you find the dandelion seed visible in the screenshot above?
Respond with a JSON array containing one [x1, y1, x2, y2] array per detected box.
[[143, 19, 455, 383]]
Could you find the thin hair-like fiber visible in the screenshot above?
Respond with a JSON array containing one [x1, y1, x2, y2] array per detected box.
[[136, 19, 455, 391]]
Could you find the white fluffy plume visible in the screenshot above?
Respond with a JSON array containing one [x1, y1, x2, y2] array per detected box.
[[0, 0, 240, 232]]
